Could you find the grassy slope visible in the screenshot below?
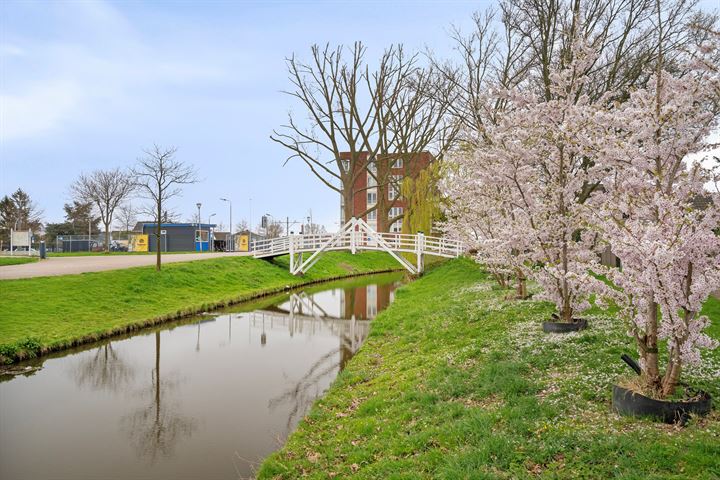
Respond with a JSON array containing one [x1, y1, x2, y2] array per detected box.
[[0, 251, 401, 362], [0, 257, 38, 266], [259, 258, 720, 479]]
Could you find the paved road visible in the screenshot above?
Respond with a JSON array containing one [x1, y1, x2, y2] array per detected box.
[[0, 252, 252, 280]]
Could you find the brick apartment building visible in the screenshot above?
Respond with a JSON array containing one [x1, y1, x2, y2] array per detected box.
[[339, 151, 433, 233]]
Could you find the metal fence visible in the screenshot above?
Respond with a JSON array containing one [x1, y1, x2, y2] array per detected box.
[[55, 233, 132, 253]]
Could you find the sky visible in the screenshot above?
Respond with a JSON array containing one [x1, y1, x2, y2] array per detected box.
[[0, 0, 488, 231], [1, 0, 718, 232]]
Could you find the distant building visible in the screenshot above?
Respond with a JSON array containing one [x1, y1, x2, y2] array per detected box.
[[339, 151, 433, 233], [233, 230, 267, 252], [132, 222, 216, 252]]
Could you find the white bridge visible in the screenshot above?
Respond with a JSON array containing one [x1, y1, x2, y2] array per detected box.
[[253, 217, 463, 275]]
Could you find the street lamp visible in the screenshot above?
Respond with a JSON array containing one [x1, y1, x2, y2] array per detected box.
[[196, 202, 202, 252], [220, 197, 232, 251], [209, 213, 216, 252]]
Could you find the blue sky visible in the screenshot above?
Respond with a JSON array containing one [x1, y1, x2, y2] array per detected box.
[[1, 0, 487, 231], [1, 0, 717, 231]]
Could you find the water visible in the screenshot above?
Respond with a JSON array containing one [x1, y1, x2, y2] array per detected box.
[[0, 272, 404, 480]]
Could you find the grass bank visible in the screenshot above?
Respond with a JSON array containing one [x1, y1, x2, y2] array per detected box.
[[0, 251, 402, 363], [0, 256, 38, 266], [259, 258, 720, 479]]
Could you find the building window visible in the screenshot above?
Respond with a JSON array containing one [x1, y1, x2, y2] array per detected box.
[[368, 159, 377, 173], [388, 185, 398, 201], [390, 220, 402, 233], [394, 158, 403, 168], [367, 192, 377, 204], [388, 174, 403, 200], [341, 159, 350, 172], [367, 171, 377, 187], [389, 206, 404, 218], [367, 210, 377, 220]]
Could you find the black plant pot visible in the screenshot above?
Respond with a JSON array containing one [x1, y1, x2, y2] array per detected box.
[[542, 318, 587, 333], [612, 385, 712, 424]]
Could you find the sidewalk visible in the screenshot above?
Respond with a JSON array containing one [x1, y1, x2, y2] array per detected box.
[[0, 252, 251, 280]]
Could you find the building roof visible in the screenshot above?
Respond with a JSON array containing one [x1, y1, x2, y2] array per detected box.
[[133, 222, 217, 231]]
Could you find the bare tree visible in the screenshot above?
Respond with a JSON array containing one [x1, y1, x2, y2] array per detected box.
[[272, 43, 455, 229], [442, 0, 717, 133], [271, 43, 373, 224], [132, 145, 198, 271], [115, 203, 137, 235], [71, 168, 135, 252], [235, 219, 249, 232], [261, 220, 284, 239]]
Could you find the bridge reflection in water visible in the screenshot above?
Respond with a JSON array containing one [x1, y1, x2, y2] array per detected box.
[[243, 281, 399, 435]]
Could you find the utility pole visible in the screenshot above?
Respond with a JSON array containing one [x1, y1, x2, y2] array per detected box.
[[196, 202, 202, 252], [209, 213, 216, 252]]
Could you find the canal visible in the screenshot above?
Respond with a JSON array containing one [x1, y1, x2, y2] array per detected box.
[[0, 272, 404, 480]]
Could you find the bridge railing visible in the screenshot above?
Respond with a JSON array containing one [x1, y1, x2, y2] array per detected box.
[[253, 231, 463, 259]]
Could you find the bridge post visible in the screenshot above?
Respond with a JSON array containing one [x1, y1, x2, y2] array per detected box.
[[350, 217, 357, 255], [416, 232, 425, 274], [289, 235, 295, 274]]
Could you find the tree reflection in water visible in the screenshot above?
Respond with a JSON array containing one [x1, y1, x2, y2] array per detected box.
[[121, 332, 197, 463], [74, 343, 135, 392], [267, 288, 371, 435]]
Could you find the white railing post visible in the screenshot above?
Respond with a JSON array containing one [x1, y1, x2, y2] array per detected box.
[[289, 235, 295, 274], [350, 217, 357, 255], [416, 232, 425, 273]]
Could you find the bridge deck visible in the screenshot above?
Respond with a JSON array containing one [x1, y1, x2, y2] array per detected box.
[[251, 218, 463, 275]]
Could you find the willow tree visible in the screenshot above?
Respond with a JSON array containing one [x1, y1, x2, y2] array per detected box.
[[400, 161, 445, 236]]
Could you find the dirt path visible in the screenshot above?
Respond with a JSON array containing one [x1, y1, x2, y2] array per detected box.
[[0, 252, 252, 280]]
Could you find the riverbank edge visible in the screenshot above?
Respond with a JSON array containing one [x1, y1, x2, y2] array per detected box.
[[257, 258, 720, 478], [0, 257, 405, 365]]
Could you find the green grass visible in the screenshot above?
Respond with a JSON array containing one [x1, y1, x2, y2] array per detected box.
[[258, 258, 720, 479], [0, 251, 402, 363], [0, 256, 38, 266]]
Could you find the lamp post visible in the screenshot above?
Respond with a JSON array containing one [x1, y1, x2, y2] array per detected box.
[[220, 197, 232, 251], [196, 202, 202, 252], [209, 213, 216, 252]]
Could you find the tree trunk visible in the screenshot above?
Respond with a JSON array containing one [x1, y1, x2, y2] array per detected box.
[[661, 346, 682, 397], [156, 200, 162, 271], [104, 222, 111, 253], [515, 269, 528, 299], [641, 297, 661, 388], [343, 189, 354, 226]]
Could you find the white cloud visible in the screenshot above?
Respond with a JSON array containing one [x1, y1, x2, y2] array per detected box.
[[0, 81, 82, 141], [0, 1, 241, 144]]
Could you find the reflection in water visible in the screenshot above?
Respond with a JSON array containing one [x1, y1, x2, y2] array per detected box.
[[121, 332, 198, 463], [74, 344, 135, 392], [265, 291, 373, 433], [0, 273, 403, 480]]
